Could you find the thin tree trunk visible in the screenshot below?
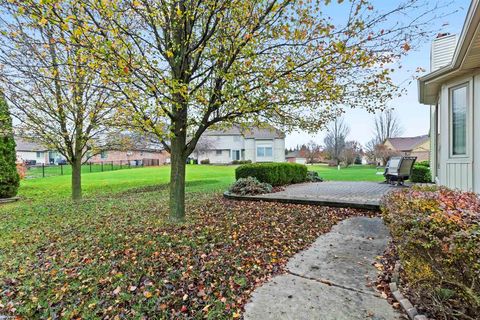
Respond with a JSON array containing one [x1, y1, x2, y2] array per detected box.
[[71, 157, 82, 200], [169, 132, 187, 222], [167, 0, 190, 222]]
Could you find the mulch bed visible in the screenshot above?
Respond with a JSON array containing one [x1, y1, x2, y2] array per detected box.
[[375, 242, 434, 319], [1, 196, 374, 319], [270, 186, 285, 193], [375, 241, 402, 310], [0, 196, 19, 204]]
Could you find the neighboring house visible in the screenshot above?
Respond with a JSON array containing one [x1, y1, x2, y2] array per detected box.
[[15, 135, 169, 166], [196, 125, 286, 164], [14, 136, 64, 165], [286, 151, 307, 164], [418, 0, 480, 192], [383, 135, 430, 162], [89, 149, 170, 165]]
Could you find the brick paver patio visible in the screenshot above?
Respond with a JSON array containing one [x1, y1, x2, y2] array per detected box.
[[225, 181, 404, 210]]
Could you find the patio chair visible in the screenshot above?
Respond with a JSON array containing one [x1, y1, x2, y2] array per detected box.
[[384, 156, 417, 185]]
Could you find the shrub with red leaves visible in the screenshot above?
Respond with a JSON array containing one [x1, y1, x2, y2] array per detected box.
[[15, 162, 26, 180], [382, 186, 480, 319]]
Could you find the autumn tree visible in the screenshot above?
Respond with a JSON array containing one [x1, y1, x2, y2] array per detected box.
[[324, 117, 350, 166], [341, 140, 362, 167], [365, 109, 403, 165], [364, 139, 377, 163], [376, 144, 399, 166], [0, 92, 19, 199], [373, 109, 403, 145], [0, 1, 120, 200], [57, 0, 445, 220], [304, 141, 322, 164]]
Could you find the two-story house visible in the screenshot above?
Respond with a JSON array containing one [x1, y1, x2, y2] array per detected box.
[[196, 125, 286, 164]]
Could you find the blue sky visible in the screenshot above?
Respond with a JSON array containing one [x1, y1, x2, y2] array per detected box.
[[285, 0, 470, 149]]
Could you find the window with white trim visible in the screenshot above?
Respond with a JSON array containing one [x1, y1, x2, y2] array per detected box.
[[231, 149, 241, 160], [450, 84, 467, 156], [256, 145, 273, 158]]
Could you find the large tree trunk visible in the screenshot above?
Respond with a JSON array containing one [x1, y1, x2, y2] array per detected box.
[[71, 157, 82, 200], [169, 131, 187, 222]]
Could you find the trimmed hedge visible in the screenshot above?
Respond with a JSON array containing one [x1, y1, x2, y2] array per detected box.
[[231, 160, 252, 165], [382, 187, 480, 318], [235, 162, 307, 186], [411, 165, 431, 183], [416, 160, 430, 167]]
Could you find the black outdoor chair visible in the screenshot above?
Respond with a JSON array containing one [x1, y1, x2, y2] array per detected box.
[[383, 156, 417, 185]]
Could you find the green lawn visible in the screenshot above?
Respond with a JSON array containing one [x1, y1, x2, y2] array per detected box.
[[309, 164, 384, 182], [19, 164, 382, 201], [0, 164, 379, 318], [20, 165, 237, 200]]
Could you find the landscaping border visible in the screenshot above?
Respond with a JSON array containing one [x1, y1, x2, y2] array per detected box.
[[0, 196, 19, 204], [389, 261, 427, 320], [223, 191, 380, 210]]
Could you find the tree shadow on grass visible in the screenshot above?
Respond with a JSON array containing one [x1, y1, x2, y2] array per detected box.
[[116, 180, 222, 197]]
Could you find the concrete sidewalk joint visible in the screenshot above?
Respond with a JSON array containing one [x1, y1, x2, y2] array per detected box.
[[244, 216, 402, 320], [286, 270, 380, 297]]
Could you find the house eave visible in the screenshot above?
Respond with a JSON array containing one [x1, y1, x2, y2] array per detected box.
[[418, 0, 480, 105]]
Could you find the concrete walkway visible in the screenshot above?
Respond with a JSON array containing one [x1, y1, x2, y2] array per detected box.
[[244, 217, 401, 320]]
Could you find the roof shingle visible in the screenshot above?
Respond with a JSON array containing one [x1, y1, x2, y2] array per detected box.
[[14, 136, 49, 152], [204, 124, 284, 139], [385, 135, 429, 152]]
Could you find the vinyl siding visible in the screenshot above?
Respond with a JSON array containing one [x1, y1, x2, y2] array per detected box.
[[437, 74, 476, 192], [198, 136, 285, 164], [431, 34, 457, 71]]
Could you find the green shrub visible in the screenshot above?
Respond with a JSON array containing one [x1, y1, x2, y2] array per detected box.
[[416, 160, 430, 167], [411, 164, 431, 183], [382, 187, 480, 318], [200, 159, 210, 165], [235, 162, 307, 186], [0, 94, 19, 198], [306, 171, 323, 182], [228, 177, 272, 195], [232, 160, 252, 165]]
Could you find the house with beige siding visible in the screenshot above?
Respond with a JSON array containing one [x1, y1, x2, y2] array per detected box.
[[195, 125, 286, 164], [418, 0, 480, 192], [286, 151, 307, 164], [383, 135, 430, 162]]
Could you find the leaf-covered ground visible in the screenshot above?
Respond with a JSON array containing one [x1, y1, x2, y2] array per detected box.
[[1, 188, 372, 319]]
